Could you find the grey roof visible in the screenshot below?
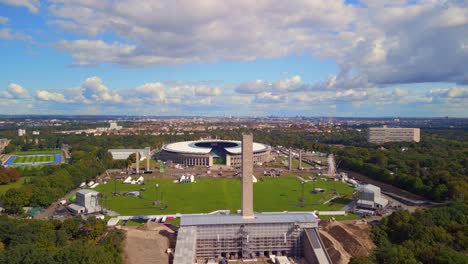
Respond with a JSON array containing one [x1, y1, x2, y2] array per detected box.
[[173, 226, 197, 264], [357, 184, 381, 193], [181, 212, 317, 226], [68, 204, 85, 211], [77, 189, 99, 195], [375, 197, 388, 206], [108, 149, 146, 152]]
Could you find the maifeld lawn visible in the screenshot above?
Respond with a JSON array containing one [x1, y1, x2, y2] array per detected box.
[[95, 176, 355, 215]]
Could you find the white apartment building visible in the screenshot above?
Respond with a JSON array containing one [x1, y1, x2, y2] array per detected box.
[[368, 126, 420, 143]]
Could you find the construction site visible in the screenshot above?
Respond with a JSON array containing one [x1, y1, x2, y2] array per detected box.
[[119, 218, 375, 264], [173, 134, 332, 264]]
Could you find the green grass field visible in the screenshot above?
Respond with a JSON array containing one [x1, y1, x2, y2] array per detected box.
[[270, 156, 311, 168], [0, 177, 32, 195], [95, 176, 355, 215], [13, 155, 55, 164]]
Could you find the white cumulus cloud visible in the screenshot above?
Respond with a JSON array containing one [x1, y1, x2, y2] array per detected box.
[[35, 90, 69, 102], [2, 83, 30, 98], [82, 76, 122, 103], [44, 0, 467, 86], [0, 0, 40, 13]]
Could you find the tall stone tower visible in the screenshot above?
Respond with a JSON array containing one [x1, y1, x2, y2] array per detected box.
[[136, 151, 140, 174], [289, 149, 293, 171], [242, 133, 254, 219], [299, 150, 302, 169]]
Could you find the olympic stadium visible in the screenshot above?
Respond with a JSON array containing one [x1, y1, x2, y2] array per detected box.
[[160, 139, 272, 167]]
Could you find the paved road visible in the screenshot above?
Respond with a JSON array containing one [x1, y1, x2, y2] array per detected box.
[[34, 189, 79, 220]]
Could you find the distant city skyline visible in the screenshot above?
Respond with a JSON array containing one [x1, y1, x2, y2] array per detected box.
[[0, 0, 467, 117]]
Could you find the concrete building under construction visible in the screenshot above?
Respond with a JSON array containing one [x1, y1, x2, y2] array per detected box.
[[174, 134, 331, 264]]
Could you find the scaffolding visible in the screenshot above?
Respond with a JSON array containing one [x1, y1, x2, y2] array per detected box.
[[177, 214, 317, 260]]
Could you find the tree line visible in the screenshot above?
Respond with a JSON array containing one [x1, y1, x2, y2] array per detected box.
[[336, 135, 468, 201], [351, 202, 468, 264], [0, 168, 21, 185], [0, 216, 124, 264]]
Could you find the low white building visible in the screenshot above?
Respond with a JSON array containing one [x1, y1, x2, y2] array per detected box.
[[109, 121, 122, 130], [18, 129, 26, 136], [356, 184, 388, 210], [108, 147, 150, 160]]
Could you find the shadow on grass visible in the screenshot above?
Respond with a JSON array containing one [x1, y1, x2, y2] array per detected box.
[[330, 197, 353, 205], [124, 219, 147, 226]]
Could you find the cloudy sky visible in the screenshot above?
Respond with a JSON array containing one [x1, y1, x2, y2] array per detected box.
[[0, 0, 467, 117]]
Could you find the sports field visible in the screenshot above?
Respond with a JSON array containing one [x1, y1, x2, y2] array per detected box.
[[95, 176, 355, 215], [4, 150, 62, 167], [13, 149, 61, 155], [13, 155, 55, 163]]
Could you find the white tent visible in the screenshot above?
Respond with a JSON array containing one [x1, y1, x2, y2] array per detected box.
[[136, 176, 144, 183], [123, 176, 132, 184]]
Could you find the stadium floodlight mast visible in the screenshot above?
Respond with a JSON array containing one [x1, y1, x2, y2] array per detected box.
[[299, 181, 306, 208], [155, 184, 159, 204]]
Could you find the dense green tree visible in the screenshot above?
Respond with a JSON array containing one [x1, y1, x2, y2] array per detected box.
[[1, 188, 29, 214], [370, 203, 468, 264], [0, 217, 122, 264], [0, 168, 21, 185]]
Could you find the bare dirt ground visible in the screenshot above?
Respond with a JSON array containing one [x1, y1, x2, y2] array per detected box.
[[319, 219, 375, 264], [121, 223, 176, 264]]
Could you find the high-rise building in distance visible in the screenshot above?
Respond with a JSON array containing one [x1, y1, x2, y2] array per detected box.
[[368, 126, 420, 143]]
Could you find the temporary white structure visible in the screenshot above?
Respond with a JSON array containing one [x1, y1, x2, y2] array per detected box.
[[253, 175, 258, 183], [136, 176, 144, 184], [90, 183, 100, 189], [87, 181, 95, 187], [123, 176, 132, 184]]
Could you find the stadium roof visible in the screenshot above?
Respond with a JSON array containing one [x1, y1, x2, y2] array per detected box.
[[163, 140, 270, 154], [181, 212, 317, 226]]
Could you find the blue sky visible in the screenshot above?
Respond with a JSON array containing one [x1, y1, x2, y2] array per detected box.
[[0, 0, 467, 117]]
